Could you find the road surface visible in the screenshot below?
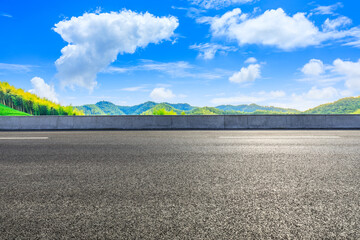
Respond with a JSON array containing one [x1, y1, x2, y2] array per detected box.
[[0, 131, 359, 239]]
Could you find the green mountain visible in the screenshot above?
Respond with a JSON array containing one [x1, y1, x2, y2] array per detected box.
[[118, 101, 157, 115], [76, 104, 106, 115], [304, 96, 360, 114], [95, 101, 125, 115], [0, 103, 30, 116], [216, 103, 300, 113], [166, 103, 195, 111]]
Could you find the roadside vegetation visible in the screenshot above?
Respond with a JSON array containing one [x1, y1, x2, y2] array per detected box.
[[0, 81, 84, 116], [0, 103, 31, 116]]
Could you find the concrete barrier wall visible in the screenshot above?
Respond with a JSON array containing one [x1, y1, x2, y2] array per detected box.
[[0, 115, 360, 130]]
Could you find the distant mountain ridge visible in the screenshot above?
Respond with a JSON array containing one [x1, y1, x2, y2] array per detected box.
[[216, 103, 299, 113], [75, 96, 360, 115], [76, 101, 301, 115]]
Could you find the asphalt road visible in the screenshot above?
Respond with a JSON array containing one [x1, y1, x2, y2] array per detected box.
[[0, 131, 359, 239]]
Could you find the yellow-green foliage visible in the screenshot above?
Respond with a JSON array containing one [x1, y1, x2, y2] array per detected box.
[[153, 108, 177, 115], [0, 81, 84, 115], [352, 109, 360, 114]]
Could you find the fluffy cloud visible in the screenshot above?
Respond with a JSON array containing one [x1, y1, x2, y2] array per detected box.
[[189, 43, 237, 60], [300, 58, 360, 91], [323, 16, 352, 31], [229, 64, 260, 84], [202, 8, 360, 50], [190, 0, 255, 9], [333, 59, 360, 90], [150, 88, 176, 101], [53, 10, 179, 91], [29, 77, 59, 103], [302, 59, 325, 76], [303, 86, 339, 100]]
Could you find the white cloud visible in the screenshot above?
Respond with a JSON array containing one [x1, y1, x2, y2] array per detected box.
[[301, 59, 325, 76], [150, 88, 176, 101], [245, 57, 257, 64], [312, 2, 343, 15], [300, 58, 360, 91], [120, 86, 149, 92], [53, 10, 179, 91], [0, 13, 12, 18], [29, 77, 59, 103], [106, 61, 192, 77], [304, 86, 339, 100], [202, 8, 360, 50], [190, 0, 255, 9], [105, 60, 227, 80], [229, 64, 260, 84], [333, 59, 360, 90], [258, 90, 286, 98], [323, 16, 352, 31], [0, 63, 33, 72], [189, 43, 237, 60], [171, 6, 205, 19], [344, 39, 360, 48]]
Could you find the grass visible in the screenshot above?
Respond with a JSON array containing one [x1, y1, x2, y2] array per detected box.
[[0, 103, 31, 116]]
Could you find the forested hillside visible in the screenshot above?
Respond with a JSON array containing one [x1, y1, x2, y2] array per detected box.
[[305, 97, 360, 114], [76, 104, 106, 115], [0, 81, 83, 115], [141, 103, 183, 115], [76, 101, 125, 115], [189, 107, 224, 115]]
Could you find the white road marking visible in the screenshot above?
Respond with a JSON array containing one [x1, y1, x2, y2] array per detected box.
[[0, 137, 49, 140], [219, 136, 341, 139]]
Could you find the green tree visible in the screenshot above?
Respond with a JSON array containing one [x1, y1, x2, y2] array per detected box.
[[153, 108, 177, 115]]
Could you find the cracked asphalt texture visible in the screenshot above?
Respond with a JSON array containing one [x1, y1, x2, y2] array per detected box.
[[0, 130, 359, 239]]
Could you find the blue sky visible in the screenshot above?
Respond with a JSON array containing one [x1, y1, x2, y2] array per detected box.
[[1, 0, 360, 110]]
